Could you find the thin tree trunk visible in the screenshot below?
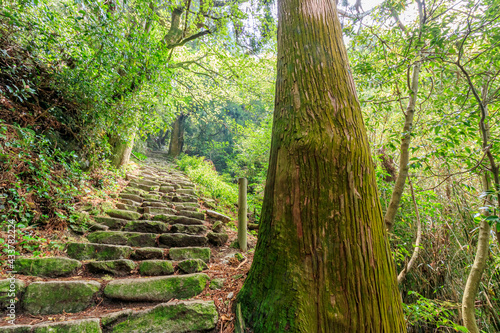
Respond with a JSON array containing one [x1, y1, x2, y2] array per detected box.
[[384, 1, 424, 231], [237, 0, 406, 331], [397, 177, 422, 284], [461, 81, 495, 333], [168, 113, 187, 157]]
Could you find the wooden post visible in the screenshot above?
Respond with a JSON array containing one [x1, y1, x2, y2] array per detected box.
[[238, 177, 248, 252]]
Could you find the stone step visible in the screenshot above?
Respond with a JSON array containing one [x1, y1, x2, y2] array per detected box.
[[158, 233, 208, 248], [170, 223, 207, 235], [178, 209, 204, 219], [129, 182, 160, 192], [143, 206, 176, 215], [86, 259, 137, 276], [104, 273, 209, 302], [171, 194, 198, 203], [103, 300, 217, 333], [94, 216, 128, 229], [122, 220, 168, 233], [5, 318, 101, 332], [168, 247, 211, 262], [87, 231, 157, 247], [138, 260, 174, 276], [119, 193, 144, 203], [66, 242, 134, 260], [206, 209, 231, 222], [106, 209, 142, 221], [23, 280, 100, 315], [153, 214, 204, 225], [14, 257, 81, 277], [115, 202, 142, 212]]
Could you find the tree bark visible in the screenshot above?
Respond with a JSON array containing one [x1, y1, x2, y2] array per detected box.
[[168, 113, 187, 157], [112, 132, 136, 168], [236, 0, 406, 331]]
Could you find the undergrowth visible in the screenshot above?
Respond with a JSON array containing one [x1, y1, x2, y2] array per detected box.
[[176, 154, 262, 219]]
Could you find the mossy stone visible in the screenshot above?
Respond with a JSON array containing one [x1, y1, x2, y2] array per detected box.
[[15, 257, 81, 277], [209, 278, 225, 290], [104, 273, 209, 302], [23, 280, 100, 315], [168, 247, 211, 263], [101, 309, 133, 327], [143, 206, 176, 215], [87, 259, 136, 276], [153, 214, 204, 225], [207, 232, 229, 246], [139, 260, 174, 276], [106, 209, 141, 221], [131, 247, 164, 260], [32, 319, 101, 333], [170, 224, 207, 235], [178, 210, 205, 220], [110, 300, 217, 333], [123, 220, 168, 233], [0, 278, 25, 308], [66, 243, 133, 260], [1, 325, 32, 332], [159, 233, 208, 248], [178, 259, 208, 273], [212, 220, 223, 233], [87, 231, 157, 247], [94, 216, 128, 229]]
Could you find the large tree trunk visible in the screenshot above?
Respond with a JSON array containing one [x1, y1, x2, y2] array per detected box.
[[112, 132, 135, 168], [236, 0, 406, 332], [168, 113, 187, 157]]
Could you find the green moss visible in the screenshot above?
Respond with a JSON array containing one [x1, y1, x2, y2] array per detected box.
[[170, 224, 207, 235], [23, 281, 100, 315], [0, 278, 25, 308], [106, 209, 141, 221], [209, 278, 225, 290], [66, 243, 133, 260], [168, 247, 211, 262], [177, 259, 208, 273], [32, 319, 101, 333], [104, 273, 209, 302], [139, 260, 174, 276], [15, 257, 81, 277], [110, 301, 217, 333], [87, 259, 136, 276], [87, 231, 128, 245]]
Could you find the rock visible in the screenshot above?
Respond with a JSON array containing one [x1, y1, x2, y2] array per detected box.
[[139, 260, 174, 276], [120, 198, 141, 207], [119, 193, 144, 203], [15, 257, 81, 277], [87, 259, 137, 276], [0, 278, 25, 309], [170, 224, 207, 235], [130, 183, 160, 192], [169, 247, 211, 263], [94, 216, 128, 229], [66, 243, 133, 260], [177, 259, 208, 273], [207, 232, 229, 246], [178, 210, 205, 220], [122, 220, 168, 233], [206, 210, 231, 222], [212, 220, 223, 233], [153, 214, 204, 225], [23, 280, 100, 314], [175, 202, 199, 209], [143, 206, 177, 215], [143, 193, 162, 201], [133, 179, 159, 187], [101, 309, 133, 328], [116, 203, 139, 212], [172, 194, 198, 203], [88, 222, 109, 231], [106, 209, 142, 221], [176, 188, 196, 195], [209, 278, 225, 290], [0, 325, 32, 332], [227, 292, 234, 299], [104, 273, 209, 302], [159, 234, 208, 248], [32, 318, 102, 333], [159, 185, 175, 193], [142, 201, 171, 208], [87, 231, 157, 247], [203, 198, 217, 209], [122, 188, 148, 197], [131, 247, 164, 260], [109, 300, 217, 333]]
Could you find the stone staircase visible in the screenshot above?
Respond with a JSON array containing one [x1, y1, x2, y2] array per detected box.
[[1, 154, 233, 332]]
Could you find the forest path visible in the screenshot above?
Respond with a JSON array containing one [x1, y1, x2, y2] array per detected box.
[[1, 153, 251, 333]]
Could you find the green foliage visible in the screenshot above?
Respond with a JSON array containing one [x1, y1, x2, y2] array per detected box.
[[404, 292, 467, 332]]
